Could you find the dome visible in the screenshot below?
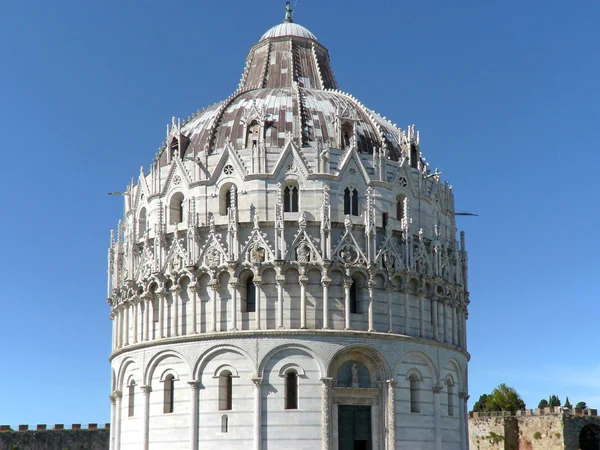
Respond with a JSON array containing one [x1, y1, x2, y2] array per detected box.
[[260, 22, 318, 42]]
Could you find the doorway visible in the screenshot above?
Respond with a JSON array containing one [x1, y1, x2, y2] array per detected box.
[[338, 405, 371, 450], [580, 424, 600, 450]]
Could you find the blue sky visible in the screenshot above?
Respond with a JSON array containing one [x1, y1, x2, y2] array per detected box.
[[1, 0, 598, 426]]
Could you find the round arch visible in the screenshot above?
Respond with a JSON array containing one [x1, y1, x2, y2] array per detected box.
[[394, 350, 440, 385], [193, 344, 255, 383], [258, 343, 326, 379], [328, 344, 391, 384], [143, 349, 190, 386]]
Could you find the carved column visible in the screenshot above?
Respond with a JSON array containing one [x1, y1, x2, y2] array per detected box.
[[110, 313, 116, 351], [190, 283, 198, 334], [276, 276, 285, 329], [386, 283, 394, 333], [452, 303, 458, 345], [158, 290, 166, 338], [419, 297, 425, 337], [132, 299, 139, 344], [321, 277, 331, 329], [321, 378, 333, 450], [403, 288, 410, 335], [189, 381, 200, 450], [440, 300, 446, 343], [433, 385, 443, 450], [254, 280, 263, 330], [229, 279, 239, 331], [458, 391, 469, 450], [387, 380, 397, 450], [367, 279, 375, 332], [112, 390, 123, 450], [123, 302, 130, 346], [142, 294, 150, 341], [208, 280, 219, 333], [114, 308, 121, 348], [432, 299, 439, 341], [300, 275, 308, 329], [141, 385, 151, 450], [252, 377, 263, 450], [344, 278, 352, 330], [171, 285, 182, 336]]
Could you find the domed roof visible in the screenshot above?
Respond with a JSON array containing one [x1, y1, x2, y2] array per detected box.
[[260, 22, 318, 42]]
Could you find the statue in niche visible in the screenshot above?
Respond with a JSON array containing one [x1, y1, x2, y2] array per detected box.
[[416, 258, 426, 275], [383, 252, 395, 270], [169, 254, 183, 273], [339, 245, 357, 265], [205, 248, 221, 269], [250, 245, 265, 264], [344, 214, 352, 231], [351, 364, 359, 388], [298, 211, 307, 229], [296, 243, 310, 264]]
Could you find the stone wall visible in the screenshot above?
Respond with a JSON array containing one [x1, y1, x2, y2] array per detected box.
[[469, 409, 600, 450], [0, 425, 109, 450]]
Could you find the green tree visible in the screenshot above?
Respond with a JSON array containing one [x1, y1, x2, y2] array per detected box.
[[538, 399, 549, 409], [576, 401, 587, 410], [548, 394, 561, 407], [472, 394, 489, 412], [564, 397, 572, 409], [485, 384, 526, 412]]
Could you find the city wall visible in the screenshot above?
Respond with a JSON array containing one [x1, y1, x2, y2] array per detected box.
[[469, 408, 599, 450], [0, 424, 109, 450]]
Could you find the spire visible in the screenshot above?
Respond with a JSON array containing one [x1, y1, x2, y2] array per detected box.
[[284, 2, 293, 23]]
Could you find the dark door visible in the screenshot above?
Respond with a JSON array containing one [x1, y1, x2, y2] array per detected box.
[[338, 405, 372, 450]]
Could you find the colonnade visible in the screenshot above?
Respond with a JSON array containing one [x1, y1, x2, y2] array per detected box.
[[111, 275, 467, 352]]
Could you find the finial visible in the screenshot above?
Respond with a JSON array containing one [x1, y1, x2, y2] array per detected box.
[[284, 2, 293, 23]]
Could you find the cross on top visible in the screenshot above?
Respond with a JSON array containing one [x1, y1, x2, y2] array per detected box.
[[284, 2, 293, 23]]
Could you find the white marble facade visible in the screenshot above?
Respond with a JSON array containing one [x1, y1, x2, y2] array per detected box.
[[107, 7, 471, 450]]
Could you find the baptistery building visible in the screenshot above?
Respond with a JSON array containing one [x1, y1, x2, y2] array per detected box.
[[107, 5, 471, 450]]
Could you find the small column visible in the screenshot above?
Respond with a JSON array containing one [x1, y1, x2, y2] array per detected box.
[[432, 299, 439, 341], [386, 284, 394, 333], [254, 280, 263, 330], [114, 309, 121, 348], [387, 380, 397, 450], [251, 377, 263, 450], [367, 280, 375, 332], [109, 393, 117, 449], [141, 385, 151, 450], [321, 277, 331, 329], [440, 301, 447, 343], [188, 381, 200, 450], [113, 390, 123, 450], [229, 279, 239, 331], [190, 284, 198, 334], [419, 297, 425, 337], [458, 392, 469, 450], [158, 290, 166, 338], [321, 378, 333, 450], [142, 295, 150, 341], [276, 276, 285, 329], [208, 280, 219, 333], [299, 275, 308, 329], [171, 285, 181, 337], [403, 292, 410, 335], [132, 299, 139, 344], [110, 313, 116, 351], [433, 385, 443, 450], [343, 278, 352, 330], [123, 302, 130, 346], [452, 304, 458, 345]]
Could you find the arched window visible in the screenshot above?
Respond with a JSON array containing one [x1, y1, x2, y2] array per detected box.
[[221, 415, 229, 433], [396, 195, 406, 221], [221, 184, 238, 216], [349, 278, 358, 314], [246, 120, 261, 148], [246, 275, 256, 313], [138, 208, 147, 237], [128, 380, 136, 417], [341, 122, 353, 149], [170, 138, 179, 160], [410, 144, 419, 168], [219, 370, 233, 411], [285, 371, 298, 410], [344, 188, 359, 216], [163, 374, 175, 413], [284, 184, 299, 212], [446, 379, 454, 416], [169, 193, 184, 224], [409, 373, 421, 413]]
